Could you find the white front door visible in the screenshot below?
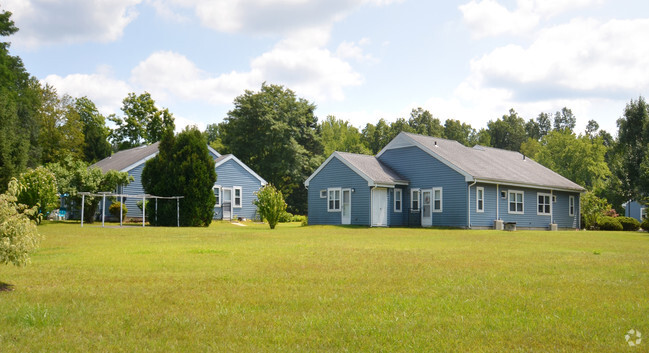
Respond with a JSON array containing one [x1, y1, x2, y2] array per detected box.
[[222, 188, 232, 220], [371, 188, 388, 227], [342, 189, 351, 225], [421, 189, 432, 227]]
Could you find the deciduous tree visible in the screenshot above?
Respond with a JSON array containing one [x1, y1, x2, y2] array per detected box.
[[320, 116, 371, 156], [253, 184, 287, 229]]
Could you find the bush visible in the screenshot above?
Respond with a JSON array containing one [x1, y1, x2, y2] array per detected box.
[[109, 202, 127, 219], [1, 179, 42, 266], [278, 211, 293, 223], [617, 216, 640, 231], [597, 216, 623, 231], [253, 184, 287, 230], [642, 218, 649, 231]]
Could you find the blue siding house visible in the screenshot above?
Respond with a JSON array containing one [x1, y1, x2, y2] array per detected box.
[[212, 154, 267, 221], [306, 132, 585, 230], [93, 144, 266, 221], [624, 200, 647, 222]]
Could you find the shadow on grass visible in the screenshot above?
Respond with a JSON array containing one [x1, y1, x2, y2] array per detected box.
[[0, 281, 15, 292]]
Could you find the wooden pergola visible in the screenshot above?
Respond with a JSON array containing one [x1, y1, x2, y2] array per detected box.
[[77, 192, 184, 227]]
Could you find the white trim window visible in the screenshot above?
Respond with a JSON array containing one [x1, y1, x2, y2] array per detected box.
[[394, 189, 402, 213], [320, 190, 327, 198], [641, 207, 647, 220], [233, 187, 242, 208], [476, 187, 484, 213], [433, 187, 443, 212], [411, 189, 420, 211], [537, 193, 551, 216], [328, 188, 341, 212], [569, 196, 575, 216], [214, 185, 222, 207], [508, 190, 524, 214]]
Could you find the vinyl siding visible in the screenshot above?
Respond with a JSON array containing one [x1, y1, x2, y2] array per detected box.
[[379, 146, 468, 227], [625, 200, 645, 222], [213, 159, 264, 221], [307, 157, 371, 225]]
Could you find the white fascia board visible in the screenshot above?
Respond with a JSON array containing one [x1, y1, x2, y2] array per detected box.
[[121, 152, 159, 173], [476, 179, 584, 193], [214, 154, 267, 185], [207, 145, 221, 158], [378, 132, 474, 182]]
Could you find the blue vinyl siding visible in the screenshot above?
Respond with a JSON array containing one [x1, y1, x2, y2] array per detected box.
[[388, 187, 407, 226], [379, 146, 468, 227], [307, 157, 371, 225], [213, 159, 264, 221], [625, 201, 645, 222], [490, 186, 580, 229], [468, 183, 498, 227]]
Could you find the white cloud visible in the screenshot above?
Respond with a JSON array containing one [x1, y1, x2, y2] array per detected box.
[[336, 39, 376, 63], [42, 72, 132, 116], [4, 0, 141, 48], [459, 0, 601, 38]]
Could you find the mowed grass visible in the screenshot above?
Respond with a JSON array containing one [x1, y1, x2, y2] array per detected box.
[[1, 222, 648, 352]]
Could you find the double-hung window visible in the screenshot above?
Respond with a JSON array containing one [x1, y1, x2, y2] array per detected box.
[[476, 187, 484, 213], [433, 187, 443, 212], [508, 190, 524, 214], [641, 207, 647, 220], [233, 187, 242, 208], [569, 196, 575, 216], [214, 185, 221, 207], [328, 188, 341, 212], [411, 189, 420, 212], [394, 189, 402, 213], [537, 193, 551, 216]]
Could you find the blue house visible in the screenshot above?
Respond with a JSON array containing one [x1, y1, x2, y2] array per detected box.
[[305, 132, 585, 230], [624, 200, 647, 222], [93, 143, 266, 221]]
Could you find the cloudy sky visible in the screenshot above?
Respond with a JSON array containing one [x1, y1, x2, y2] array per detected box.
[[4, 0, 649, 135]]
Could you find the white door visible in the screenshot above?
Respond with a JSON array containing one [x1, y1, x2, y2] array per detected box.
[[421, 189, 432, 227], [222, 188, 232, 220], [342, 189, 351, 225], [371, 188, 388, 227]]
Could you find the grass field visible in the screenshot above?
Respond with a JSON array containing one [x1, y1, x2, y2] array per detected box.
[[1, 222, 648, 352]]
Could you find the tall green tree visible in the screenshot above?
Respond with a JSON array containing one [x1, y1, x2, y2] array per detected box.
[[486, 109, 527, 151], [362, 118, 391, 154], [535, 131, 610, 192], [553, 107, 576, 133], [320, 116, 371, 156], [37, 85, 85, 164], [443, 119, 474, 146], [17, 166, 59, 223], [220, 83, 323, 214], [407, 108, 444, 137], [76, 97, 111, 163], [615, 96, 649, 203], [0, 9, 41, 191], [203, 123, 225, 152], [142, 127, 216, 226], [109, 92, 175, 150]]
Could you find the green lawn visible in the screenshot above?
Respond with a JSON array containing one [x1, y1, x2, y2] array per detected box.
[[1, 222, 648, 352]]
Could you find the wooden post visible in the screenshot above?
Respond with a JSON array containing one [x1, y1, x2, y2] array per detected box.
[[142, 195, 146, 227], [119, 195, 123, 227], [177, 197, 180, 227], [81, 194, 85, 227], [102, 193, 106, 227]]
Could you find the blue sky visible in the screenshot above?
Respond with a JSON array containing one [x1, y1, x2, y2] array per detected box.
[[5, 0, 649, 136]]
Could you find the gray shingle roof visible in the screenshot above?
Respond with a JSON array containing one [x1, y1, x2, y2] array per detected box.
[[92, 142, 160, 173], [396, 132, 585, 191], [336, 152, 408, 185]]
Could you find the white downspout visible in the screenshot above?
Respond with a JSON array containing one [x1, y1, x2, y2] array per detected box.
[[550, 189, 554, 225], [496, 184, 499, 220], [468, 180, 477, 229]]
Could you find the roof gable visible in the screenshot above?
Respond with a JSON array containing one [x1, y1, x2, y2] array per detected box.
[[305, 151, 408, 187], [214, 154, 267, 185]]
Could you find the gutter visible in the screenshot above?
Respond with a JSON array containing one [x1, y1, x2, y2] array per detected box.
[[467, 180, 477, 229]]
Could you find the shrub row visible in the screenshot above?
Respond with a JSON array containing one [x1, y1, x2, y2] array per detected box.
[[597, 216, 641, 231]]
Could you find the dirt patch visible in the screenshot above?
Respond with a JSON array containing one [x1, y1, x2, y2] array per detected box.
[[0, 281, 15, 292]]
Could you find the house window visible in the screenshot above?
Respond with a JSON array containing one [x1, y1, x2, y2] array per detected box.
[[508, 190, 524, 214], [537, 193, 551, 215], [552, 195, 557, 203], [476, 187, 484, 213], [394, 189, 402, 213], [569, 196, 575, 216], [320, 190, 327, 198], [641, 207, 647, 220], [214, 185, 221, 207], [411, 189, 420, 211], [233, 187, 242, 208], [501, 190, 507, 199], [328, 188, 341, 212], [433, 187, 443, 212]]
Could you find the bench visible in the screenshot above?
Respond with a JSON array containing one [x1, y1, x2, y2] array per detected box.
[[504, 222, 517, 231]]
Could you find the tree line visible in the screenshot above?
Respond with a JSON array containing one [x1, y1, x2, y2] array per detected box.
[[2, 8, 648, 220]]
